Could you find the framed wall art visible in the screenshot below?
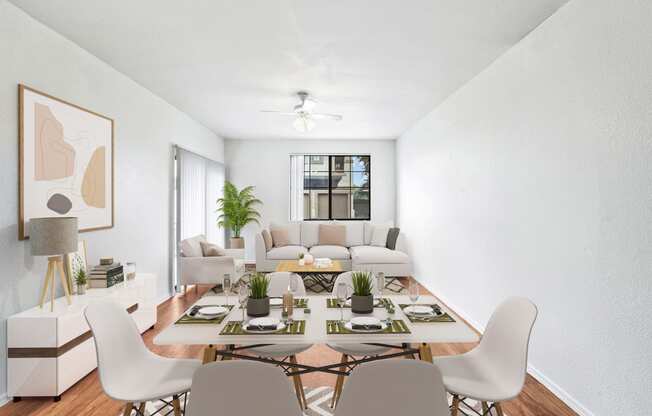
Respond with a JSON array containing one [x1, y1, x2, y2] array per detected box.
[[19, 84, 114, 240]]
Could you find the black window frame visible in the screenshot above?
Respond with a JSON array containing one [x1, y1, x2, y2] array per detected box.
[[302, 154, 371, 221]]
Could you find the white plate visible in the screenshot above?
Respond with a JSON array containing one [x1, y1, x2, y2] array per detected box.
[[344, 317, 387, 333], [244, 317, 286, 333], [403, 305, 441, 316], [197, 306, 229, 317], [270, 298, 283, 307]]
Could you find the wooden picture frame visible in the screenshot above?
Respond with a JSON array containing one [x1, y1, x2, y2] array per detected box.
[[19, 84, 114, 240]]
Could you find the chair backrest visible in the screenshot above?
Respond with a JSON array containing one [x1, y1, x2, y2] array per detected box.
[[266, 272, 306, 296], [335, 359, 449, 416], [180, 234, 206, 257], [330, 271, 379, 295], [476, 297, 538, 397], [186, 360, 301, 416], [84, 300, 151, 398]]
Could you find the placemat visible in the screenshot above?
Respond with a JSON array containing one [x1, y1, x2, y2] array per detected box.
[[326, 298, 394, 309], [220, 320, 306, 335], [398, 304, 455, 323], [175, 305, 234, 325], [326, 319, 411, 334]]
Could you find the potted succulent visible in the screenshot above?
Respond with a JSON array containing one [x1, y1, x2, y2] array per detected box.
[[298, 252, 305, 266], [247, 273, 271, 317], [351, 271, 374, 314], [216, 181, 262, 249], [75, 268, 88, 295]]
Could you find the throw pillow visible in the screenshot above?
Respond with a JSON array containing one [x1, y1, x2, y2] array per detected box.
[[261, 229, 273, 251], [319, 224, 346, 246], [271, 227, 290, 247], [386, 227, 400, 250], [200, 241, 226, 257], [370, 225, 390, 247]]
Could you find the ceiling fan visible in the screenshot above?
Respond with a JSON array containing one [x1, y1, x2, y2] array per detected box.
[[261, 91, 343, 132]]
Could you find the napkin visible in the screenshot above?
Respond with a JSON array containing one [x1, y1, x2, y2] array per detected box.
[[352, 323, 382, 330], [246, 324, 279, 331]]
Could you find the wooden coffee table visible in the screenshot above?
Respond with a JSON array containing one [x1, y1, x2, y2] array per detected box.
[[276, 260, 344, 293]]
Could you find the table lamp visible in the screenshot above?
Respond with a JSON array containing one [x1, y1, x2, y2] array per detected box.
[[30, 217, 78, 311]]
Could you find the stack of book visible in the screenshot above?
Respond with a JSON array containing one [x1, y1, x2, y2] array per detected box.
[[89, 262, 124, 288]]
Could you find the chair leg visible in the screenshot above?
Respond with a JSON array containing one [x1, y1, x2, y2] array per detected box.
[[202, 345, 217, 364], [495, 402, 504, 416], [330, 354, 348, 408], [172, 395, 182, 416], [122, 403, 133, 416], [137, 402, 146, 415], [482, 401, 489, 415], [450, 395, 460, 416], [289, 356, 307, 409], [418, 342, 433, 362], [183, 285, 187, 294]]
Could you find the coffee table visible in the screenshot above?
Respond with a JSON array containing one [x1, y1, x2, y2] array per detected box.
[[276, 260, 344, 293]]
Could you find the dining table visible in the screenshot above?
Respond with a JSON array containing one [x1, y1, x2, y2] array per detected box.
[[154, 293, 479, 377]]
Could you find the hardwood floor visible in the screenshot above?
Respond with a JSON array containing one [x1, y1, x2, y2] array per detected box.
[[0, 283, 577, 416]]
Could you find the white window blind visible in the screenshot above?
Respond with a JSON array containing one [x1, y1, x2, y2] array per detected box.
[[289, 154, 304, 221]]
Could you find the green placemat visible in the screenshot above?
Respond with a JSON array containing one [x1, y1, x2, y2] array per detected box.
[[270, 297, 309, 309], [398, 304, 455, 323], [175, 305, 234, 325], [326, 319, 411, 334], [326, 298, 394, 309], [220, 320, 306, 335]]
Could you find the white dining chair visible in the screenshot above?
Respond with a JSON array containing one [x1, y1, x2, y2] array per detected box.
[[242, 271, 312, 409], [335, 359, 449, 416], [433, 297, 538, 416], [186, 360, 301, 416], [85, 300, 201, 416]]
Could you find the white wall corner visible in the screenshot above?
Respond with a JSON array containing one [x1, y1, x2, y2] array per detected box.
[[0, 394, 8, 408]]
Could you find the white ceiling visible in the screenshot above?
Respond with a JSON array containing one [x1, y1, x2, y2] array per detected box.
[[11, 0, 568, 140]]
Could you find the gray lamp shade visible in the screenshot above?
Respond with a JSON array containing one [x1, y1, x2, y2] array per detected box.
[[29, 217, 79, 256]]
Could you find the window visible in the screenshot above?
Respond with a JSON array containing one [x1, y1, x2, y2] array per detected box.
[[302, 155, 370, 220]]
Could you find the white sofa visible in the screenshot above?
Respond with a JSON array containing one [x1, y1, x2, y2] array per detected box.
[[255, 221, 411, 277], [179, 235, 245, 290]]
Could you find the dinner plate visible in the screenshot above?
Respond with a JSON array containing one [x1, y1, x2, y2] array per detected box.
[[344, 317, 387, 333], [196, 306, 229, 317], [403, 305, 441, 316], [244, 317, 286, 333]]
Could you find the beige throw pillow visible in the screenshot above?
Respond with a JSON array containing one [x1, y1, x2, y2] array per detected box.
[[200, 241, 226, 257], [318, 224, 346, 246], [271, 227, 290, 247], [261, 229, 273, 251]]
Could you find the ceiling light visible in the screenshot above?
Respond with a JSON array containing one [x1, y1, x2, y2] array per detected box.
[[293, 116, 315, 132]]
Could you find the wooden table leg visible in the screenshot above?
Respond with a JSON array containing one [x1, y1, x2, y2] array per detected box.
[[451, 395, 460, 416], [137, 403, 146, 415], [122, 403, 133, 416], [202, 345, 217, 364], [418, 343, 433, 362], [495, 402, 504, 416], [172, 395, 182, 416]]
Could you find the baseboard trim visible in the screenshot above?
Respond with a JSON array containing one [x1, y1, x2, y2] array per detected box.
[[0, 394, 8, 408], [418, 280, 594, 416]]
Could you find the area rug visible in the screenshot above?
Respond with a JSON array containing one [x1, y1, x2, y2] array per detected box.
[[119, 387, 504, 415]]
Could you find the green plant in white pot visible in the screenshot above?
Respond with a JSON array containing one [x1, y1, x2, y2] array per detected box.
[[216, 182, 262, 249], [75, 269, 88, 295], [247, 273, 271, 317], [351, 271, 374, 314]]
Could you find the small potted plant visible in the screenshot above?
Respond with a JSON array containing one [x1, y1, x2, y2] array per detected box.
[[351, 271, 374, 314], [247, 273, 271, 317], [75, 269, 88, 295], [298, 252, 305, 266]]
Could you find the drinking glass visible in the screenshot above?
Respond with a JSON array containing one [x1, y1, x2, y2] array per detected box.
[[223, 274, 231, 307], [408, 279, 420, 308], [289, 273, 299, 294], [336, 282, 348, 323], [376, 272, 385, 301], [238, 284, 248, 323]]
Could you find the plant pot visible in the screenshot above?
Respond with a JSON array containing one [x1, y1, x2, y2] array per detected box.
[[247, 297, 270, 317], [77, 284, 87, 295], [351, 295, 374, 314], [230, 237, 245, 249]]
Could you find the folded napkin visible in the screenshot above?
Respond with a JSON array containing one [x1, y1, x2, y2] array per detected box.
[[246, 324, 279, 331], [352, 324, 382, 330]]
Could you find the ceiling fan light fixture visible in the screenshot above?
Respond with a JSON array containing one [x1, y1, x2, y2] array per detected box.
[[293, 116, 315, 132]]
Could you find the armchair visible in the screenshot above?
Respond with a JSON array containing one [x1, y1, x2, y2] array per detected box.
[[178, 235, 245, 293]]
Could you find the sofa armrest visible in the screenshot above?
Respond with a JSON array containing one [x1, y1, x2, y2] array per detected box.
[[255, 232, 267, 262], [223, 249, 244, 259], [179, 256, 236, 285], [394, 233, 408, 254]]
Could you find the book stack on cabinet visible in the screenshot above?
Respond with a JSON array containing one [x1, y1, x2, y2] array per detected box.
[[89, 259, 124, 288], [7, 273, 158, 402]]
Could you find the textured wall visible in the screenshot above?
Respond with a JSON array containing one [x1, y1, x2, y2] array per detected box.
[[0, 1, 223, 402], [397, 0, 652, 414]]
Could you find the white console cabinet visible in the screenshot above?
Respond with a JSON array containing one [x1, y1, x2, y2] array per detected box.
[[7, 273, 158, 401]]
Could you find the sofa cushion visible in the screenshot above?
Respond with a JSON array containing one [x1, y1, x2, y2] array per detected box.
[[309, 245, 351, 260], [180, 235, 206, 257], [271, 228, 290, 247], [300, 221, 321, 248], [350, 246, 409, 264], [336, 221, 363, 247], [370, 225, 390, 247], [271, 222, 301, 245], [267, 245, 308, 260], [319, 224, 346, 246], [261, 229, 273, 251], [363, 222, 394, 245], [200, 241, 226, 257], [386, 227, 401, 250]]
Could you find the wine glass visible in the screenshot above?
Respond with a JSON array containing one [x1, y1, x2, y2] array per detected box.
[[408, 279, 420, 310], [223, 274, 231, 307], [238, 283, 248, 324], [289, 273, 299, 294], [336, 282, 348, 323], [375, 272, 385, 301]]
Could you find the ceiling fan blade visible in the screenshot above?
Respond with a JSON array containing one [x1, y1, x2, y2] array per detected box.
[[260, 110, 298, 116], [310, 113, 343, 121]]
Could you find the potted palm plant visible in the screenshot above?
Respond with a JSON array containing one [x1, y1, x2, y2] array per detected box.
[[351, 271, 374, 314], [216, 182, 262, 249], [247, 273, 271, 317], [75, 269, 88, 295]]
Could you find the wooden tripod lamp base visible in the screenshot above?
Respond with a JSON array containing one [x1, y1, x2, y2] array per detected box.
[[39, 256, 72, 312]]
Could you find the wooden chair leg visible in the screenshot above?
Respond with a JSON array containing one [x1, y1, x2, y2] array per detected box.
[[330, 354, 348, 408], [451, 395, 460, 416], [172, 395, 182, 416], [195, 284, 198, 293], [183, 285, 187, 294], [122, 402, 133, 416], [137, 402, 146, 415], [202, 345, 217, 364], [418, 342, 433, 362], [495, 402, 505, 416], [482, 401, 489, 415], [289, 356, 307, 409]]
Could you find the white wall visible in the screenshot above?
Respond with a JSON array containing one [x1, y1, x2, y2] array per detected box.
[[397, 0, 652, 414], [225, 139, 396, 261], [0, 0, 224, 403]]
